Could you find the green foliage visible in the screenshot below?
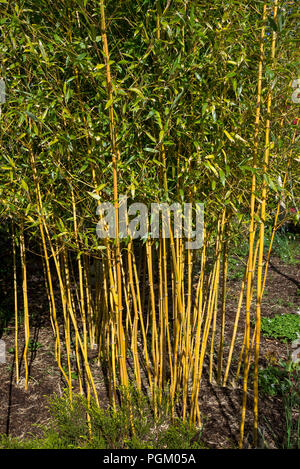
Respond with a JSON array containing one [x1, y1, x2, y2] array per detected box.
[[267, 232, 300, 265], [259, 360, 300, 449], [282, 362, 300, 449], [28, 339, 43, 352], [0, 388, 204, 449], [0, 0, 298, 251], [227, 256, 245, 280], [261, 314, 300, 342], [259, 362, 296, 397]]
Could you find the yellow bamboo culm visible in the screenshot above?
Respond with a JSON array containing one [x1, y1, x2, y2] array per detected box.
[[223, 235, 259, 387], [131, 241, 154, 395], [217, 229, 229, 384], [100, 0, 128, 391], [253, 0, 278, 447], [26, 142, 71, 387], [261, 124, 298, 296], [146, 238, 159, 416], [41, 216, 99, 405], [19, 224, 29, 391], [189, 228, 207, 426], [60, 247, 76, 403], [239, 2, 267, 448], [12, 222, 19, 385], [209, 209, 226, 383]]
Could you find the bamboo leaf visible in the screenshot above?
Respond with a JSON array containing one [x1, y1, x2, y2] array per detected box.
[[224, 130, 235, 142], [87, 191, 101, 200]]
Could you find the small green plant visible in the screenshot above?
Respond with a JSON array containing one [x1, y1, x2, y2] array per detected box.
[[275, 298, 285, 307], [282, 361, 300, 449], [261, 314, 300, 342], [0, 387, 204, 449], [28, 340, 43, 352], [8, 341, 43, 354], [227, 256, 245, 280], [61, 366, 78, 380], [259, 364, 289, 397], [259, 360, 300, 449]]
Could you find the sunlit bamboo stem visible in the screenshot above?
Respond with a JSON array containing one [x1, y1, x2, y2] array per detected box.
[[253, 0, 278, 446], [239, 2, 267, 448], [12, 222, 19, 384], [19, 224, 29, 391]]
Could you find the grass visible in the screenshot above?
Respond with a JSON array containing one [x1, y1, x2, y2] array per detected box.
[[0, 387, 205, 449]]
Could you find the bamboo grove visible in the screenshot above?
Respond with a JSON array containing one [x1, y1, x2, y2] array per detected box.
[[0, 0, 299, 448]]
